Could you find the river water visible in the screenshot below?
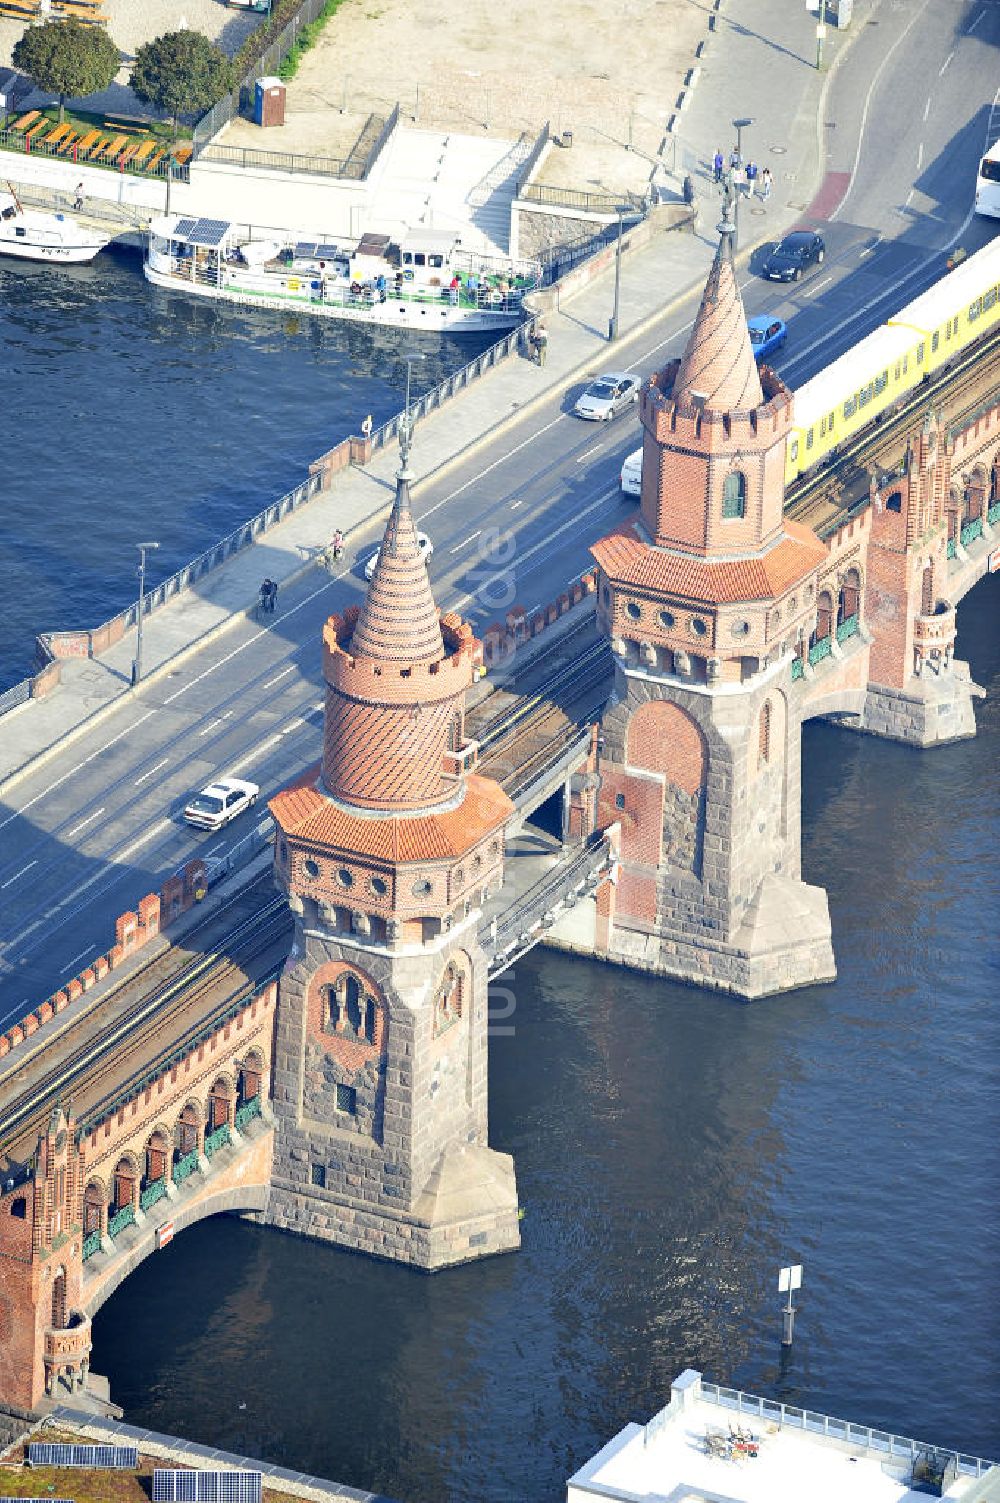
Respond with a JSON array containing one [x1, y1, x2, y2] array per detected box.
[[0, 247, 494, 693], [4, 250, 998, 1503], [88, 578, 1000, 1500]]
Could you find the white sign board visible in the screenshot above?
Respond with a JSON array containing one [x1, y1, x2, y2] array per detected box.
[[778, 1264, 803, 1293]]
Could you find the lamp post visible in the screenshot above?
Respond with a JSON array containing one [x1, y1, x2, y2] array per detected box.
[[730, 116, 753, 250], [608, 208, 624, 342], [815, 0, 829, 69], [132, 541, 160, 687], [400, 351, 425, 463]]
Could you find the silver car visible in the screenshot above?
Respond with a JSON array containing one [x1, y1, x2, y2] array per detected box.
[[574, 372, 642, 421]]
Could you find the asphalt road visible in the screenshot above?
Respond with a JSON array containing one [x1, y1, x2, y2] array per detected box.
[[1, 0, 998, 1027]]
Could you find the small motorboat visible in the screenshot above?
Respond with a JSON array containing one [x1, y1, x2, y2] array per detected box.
[[0, 187, 109, 264]]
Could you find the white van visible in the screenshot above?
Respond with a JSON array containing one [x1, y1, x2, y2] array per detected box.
[[620, 447, 642, 498]]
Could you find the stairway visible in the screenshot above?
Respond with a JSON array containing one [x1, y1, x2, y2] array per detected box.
[[366, 127, 520, 257]]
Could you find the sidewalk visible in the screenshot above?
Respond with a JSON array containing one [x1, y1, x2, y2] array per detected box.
[[0, 0, 852, 799]]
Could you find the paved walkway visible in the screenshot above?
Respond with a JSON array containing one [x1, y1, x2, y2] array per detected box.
[[0, 0, 855, 799]]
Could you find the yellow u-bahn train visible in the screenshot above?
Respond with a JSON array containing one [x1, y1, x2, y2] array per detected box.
[[784, 235, 1000, 483]]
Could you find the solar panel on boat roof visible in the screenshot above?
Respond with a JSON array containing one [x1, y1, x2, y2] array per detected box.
[[316, 243, 342, 259], [174, 217, 196, 237], [189, 218, 229, 246], [152, 1471, 263, 1503], [28, 1443, 138, 1469], [294, 241, 318, 257]]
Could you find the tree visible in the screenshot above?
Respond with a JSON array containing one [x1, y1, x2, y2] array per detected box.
[[130, 31, 234, 135], [13, 19, 120, 124]]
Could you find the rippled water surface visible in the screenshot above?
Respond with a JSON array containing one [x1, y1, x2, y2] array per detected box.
[[0, 247, 494, 691], [90, 581, 999, 1501]]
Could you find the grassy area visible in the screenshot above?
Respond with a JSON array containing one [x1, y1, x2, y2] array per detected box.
[[0, 1442, 307, 1503], [6, 106, 191, 144], [277, 0, 346, 80]]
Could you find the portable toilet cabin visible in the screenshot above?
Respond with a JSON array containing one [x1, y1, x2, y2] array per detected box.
[[254, 77, 286, 128]]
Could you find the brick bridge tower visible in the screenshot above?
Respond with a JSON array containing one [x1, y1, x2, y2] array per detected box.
[[268, 429, 519, 1269], [589, 209, 836, 998]]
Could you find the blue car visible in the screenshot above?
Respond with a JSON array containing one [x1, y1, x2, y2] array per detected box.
[[747, 315, 787, 362]]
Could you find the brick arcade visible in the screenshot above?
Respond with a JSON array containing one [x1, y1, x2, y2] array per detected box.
[[1, 212, 997, 1419]]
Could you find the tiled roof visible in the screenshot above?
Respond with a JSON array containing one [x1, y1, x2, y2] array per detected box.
[[673, 228, 763, 414], [591, 517, 827, 604], [350, 468, 444, 663], [270, 770, 513, 862]]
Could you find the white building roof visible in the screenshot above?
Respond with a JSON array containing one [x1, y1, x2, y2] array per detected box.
[[567, 1371, 999, 1503]]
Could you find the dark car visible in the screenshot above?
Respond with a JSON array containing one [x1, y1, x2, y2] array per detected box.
[[761, 230, 825, 283]]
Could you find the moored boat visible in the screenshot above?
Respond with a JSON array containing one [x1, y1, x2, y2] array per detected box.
[[0, 188, 109, 264], [144, 215, 540, 332]]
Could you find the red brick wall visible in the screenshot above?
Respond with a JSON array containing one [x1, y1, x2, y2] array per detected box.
[[626, 701, 707, 793]]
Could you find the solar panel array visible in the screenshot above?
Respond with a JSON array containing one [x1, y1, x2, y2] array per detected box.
[[153, 1471, 263, 1503], [3, 1497, 73, 1503], [28, 1443, 138, 1470], [293, 241, 345, 261], [169, 217, 230, 247]]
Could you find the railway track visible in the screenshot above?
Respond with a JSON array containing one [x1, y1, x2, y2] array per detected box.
[[785, 324, 1000, 536], [473, 635, 611, 754], [0, 886, 290, 1160]]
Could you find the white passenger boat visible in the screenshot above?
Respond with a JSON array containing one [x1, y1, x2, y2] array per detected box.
[[0, 189, 109, 264], [144, 215, 540, 332]]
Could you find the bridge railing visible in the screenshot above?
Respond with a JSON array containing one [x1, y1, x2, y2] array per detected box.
[[484, 831, 612, 975]]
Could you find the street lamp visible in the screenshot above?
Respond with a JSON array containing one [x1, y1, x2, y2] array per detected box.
[[132, 541, 160, 687], [608, 208, 625, 342], [399, 351, 425, 465], [730, 116, 753, 250], [815, 0, 829, 69]]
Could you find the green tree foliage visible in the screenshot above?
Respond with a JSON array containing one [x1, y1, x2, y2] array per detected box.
[[12, 19, 121, 123], [130, 30, 234, 133]]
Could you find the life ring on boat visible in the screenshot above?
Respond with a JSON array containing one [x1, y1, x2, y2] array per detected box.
[[403, 268, 415, 282]]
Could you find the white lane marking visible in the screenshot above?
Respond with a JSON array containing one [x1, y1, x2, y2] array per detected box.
[[577, 443, 603, 462], [263, 665, 295, 688], [510, 498, 524, 508], [449, 529, 482, 554], [134, 757, 169, 785], [966, 8, 986, 31], [64, 944, 96, 971], [938, 50, 953, 74], [811, 275, 833, 293], [204, 840, 229, 857], [0, 708, 157, 836], [922, 98, 931, 122], [419, 413, 566, 523], [42, 818, 175, 936], [904, 188, 914, 208], [451, 485, 617, 613], [0, 859, 38, 890], [916, 141, 924, 170], [66, 807, 105, 839], [279, 719, 304, 735], [831, 0, 933, 223], [5, 917, 44, 948]]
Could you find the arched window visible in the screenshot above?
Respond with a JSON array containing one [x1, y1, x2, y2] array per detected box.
[[758, 701, 772, 768], [113, 1158, 136, 1213], [207, 1080, 231, 1131], [83, 1183, 103, 1235], [9, 1196, 26, 1219], [434, 964, 463, 1037], [176, 1105, 200, 1160], [722, 471, 747, 519], [51, 1269, 67, 1330], [885, 490, 902, 513], [813, 591, 834, 645], [838, 569, 861, 627]]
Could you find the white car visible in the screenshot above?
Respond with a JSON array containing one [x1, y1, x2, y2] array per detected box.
[[365, 531, 433, 580], [620, 446, 643, 498], [183, 777, 259, 831], [573, 372, 641, 420]]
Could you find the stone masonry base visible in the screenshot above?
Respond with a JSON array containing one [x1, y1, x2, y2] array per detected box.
[[266, 1143, 520, 1271], [860, 665, 983, 747]]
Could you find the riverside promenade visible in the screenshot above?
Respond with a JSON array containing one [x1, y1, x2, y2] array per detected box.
[[0, 0, 852, 798]]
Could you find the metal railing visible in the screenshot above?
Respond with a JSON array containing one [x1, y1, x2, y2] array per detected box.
[[195, 141, 353, 179], [469, 129, 533, 207], [0, 678, 30, 715], [204, 1123, 232, 1159], [988, 500, 1000, 525], [107, 1203, 135, 1240], [366, 325, 524, 454], [514, 122, 551, 199], [235, 1094, 262, 1132], [484, 832, 612, 974], [947, 536, 958, 559], [790, 656, 805, 681], [0, 127, 185, 182], [359, 102, 399, 180], [836, 613, 859, 643], [518, 180, 647, 216], [81, 1230, 102, 1262], [700, 1381, 997, 1479], [172, 1150, 200, 1185], [808, 635, 833, 666], [139, 1177, 168, 1213], [960, 516, 984, 548]]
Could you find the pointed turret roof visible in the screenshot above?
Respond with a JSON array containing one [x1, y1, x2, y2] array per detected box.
[[350, 431, 444, 664], [673, 211, 763, 413]]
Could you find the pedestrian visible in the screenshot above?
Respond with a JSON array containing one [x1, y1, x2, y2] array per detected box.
[[746, 160, 758, 197], [267, 578, 278, 612], [73, 181, 84, 212], [534, 320, 548, 367], [761, 166, 773, 201], [713, 147, 724, 183], [361, 412, 373, 440], [729, 145, 741, 173]]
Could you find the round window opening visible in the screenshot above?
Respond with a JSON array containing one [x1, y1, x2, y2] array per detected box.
[[303, 858, 320, 879], [626, 601, 641, 621], [691, 617, 708, 637], [731, 619, 751, 638], [412, 879, 433, 898], [337, 868, 353, 888], [370, 876, 388, 897], [788, 596, 797, 612], [659, 610, 675, 629]]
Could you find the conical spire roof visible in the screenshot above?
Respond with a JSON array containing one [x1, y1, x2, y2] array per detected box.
[[350, 438, 444, 664], [673, 211, 763, 413]]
